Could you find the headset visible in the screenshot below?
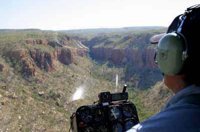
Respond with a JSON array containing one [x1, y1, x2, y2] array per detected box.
[[154, 5, 200, 75], [155, 4, 200, 75]]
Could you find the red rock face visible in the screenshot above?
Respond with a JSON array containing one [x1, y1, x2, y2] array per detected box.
[[90, 47, 157, 69], [0, 64, 4, 72], [5, 46, 88, 77], [110, 49, 125, 65], [29, 49, 56, 72], [21, 57, 36, 77], [25, 39, 48, 45], [56, 48, 74, 65], [6, 49, 36, 77], [56, 48, 88, 65], [28, 47, 88, 72], [25, 38, 88, 66], [125, 48, 157, 68], [125, 48, 143, 67]]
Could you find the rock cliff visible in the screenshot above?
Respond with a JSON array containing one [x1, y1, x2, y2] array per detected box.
[[90, 47, 156, 68], [4, 38, 88, 78], [0, 63, 5, 72], [82, 32, 163, 88]]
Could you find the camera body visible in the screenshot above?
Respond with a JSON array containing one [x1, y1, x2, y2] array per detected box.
[[70, 90, 139, 132]]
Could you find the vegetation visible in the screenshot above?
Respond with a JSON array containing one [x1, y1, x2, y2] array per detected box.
[[0, 28, 171, 131], [128, 82, 173, 121]]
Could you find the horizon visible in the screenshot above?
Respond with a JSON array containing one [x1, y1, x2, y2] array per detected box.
[[0, 0, 199, 30], [0, 25, 167, 31]]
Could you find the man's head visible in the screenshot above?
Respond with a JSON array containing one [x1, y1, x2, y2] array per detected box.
[[152, 4, 200, 90]]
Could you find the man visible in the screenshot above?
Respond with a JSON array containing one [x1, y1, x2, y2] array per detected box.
[[127, 4, 200, 132]]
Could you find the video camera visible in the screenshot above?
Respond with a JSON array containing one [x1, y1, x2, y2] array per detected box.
[[70, 85, 139, 132]]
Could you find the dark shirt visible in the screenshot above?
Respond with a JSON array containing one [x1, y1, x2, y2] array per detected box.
[[127, 85, 200, 132]]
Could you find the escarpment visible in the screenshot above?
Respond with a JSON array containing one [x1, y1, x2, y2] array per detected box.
[[4, 38, 89, 78], [80, 32, 162, 88], [90, 47, 156, 69]]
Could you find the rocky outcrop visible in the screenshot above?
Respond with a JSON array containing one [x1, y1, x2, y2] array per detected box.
[[57, 48, 75, 65], [90, 48, 126, 65], [90, 47, 157, 69], [86, 32, 158, 69], [26, 39, 48, 45], [89, 47, 161, 88], [25, 38, 88, 64], [21, 57, 36, 77], [29, 50, 56, 72], [0, 36, 88, 78], [84, 32, 162, 88], [56, 48, 88, 65], [0, 63, 4, 72], [5, 46, 88, 77], [5, 49, 36, 77], [125, 48, 156, 68]]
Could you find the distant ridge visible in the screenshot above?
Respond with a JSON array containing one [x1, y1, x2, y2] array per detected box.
[[0, 26, 167, 33], [0, 29, 41, 32], [60, 26, 166, 34]]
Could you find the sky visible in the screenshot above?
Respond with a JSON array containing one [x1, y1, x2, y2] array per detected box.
[[0, 0, 199, 30]]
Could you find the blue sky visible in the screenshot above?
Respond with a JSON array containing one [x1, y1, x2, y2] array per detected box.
[[0, 0, 199, 30]]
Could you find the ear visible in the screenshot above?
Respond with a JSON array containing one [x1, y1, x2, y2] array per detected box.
[[156, 33, 186, 75]]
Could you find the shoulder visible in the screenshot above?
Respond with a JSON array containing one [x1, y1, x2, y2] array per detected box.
[[127, 86, 200, 132], [127, 104, 200, 132]]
